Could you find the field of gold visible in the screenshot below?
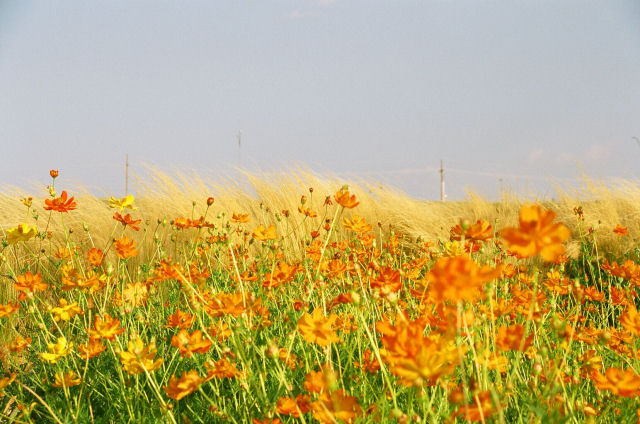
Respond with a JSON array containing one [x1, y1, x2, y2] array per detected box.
[[2, 168, 640, 423]]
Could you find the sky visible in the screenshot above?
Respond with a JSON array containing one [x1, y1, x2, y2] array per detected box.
[[1, 0, 640, 200]]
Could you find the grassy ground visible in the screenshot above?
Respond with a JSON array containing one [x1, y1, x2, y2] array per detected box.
[[1, 168, 640, 423]]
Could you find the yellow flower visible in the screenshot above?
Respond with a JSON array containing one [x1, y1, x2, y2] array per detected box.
[[40, 337, 73, 364], [163, 370, 205, 400], [50, 298, 84, 322], [252, 225, 277, 241], [119, 337, 163, 375], [0, 373, 17, 397], [109, 195, 137, 211], [52, 371, 82, 388], [6, 223, 37, 244]]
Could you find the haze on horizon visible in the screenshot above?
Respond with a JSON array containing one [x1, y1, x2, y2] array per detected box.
[[1, 0, 639, 200]]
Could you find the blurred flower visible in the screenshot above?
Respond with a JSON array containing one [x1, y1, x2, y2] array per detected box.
[[50, 298, 84, 322], [297, 308, 340, 346], [334, 187, 359, 209], [109, 195, 136, 211], [77, 338, 106, 359], [613, 224, 628, 236], [171, 329, 212, 357], [119, 337, 163, 375], [427, 255, 500, 303], [14, 271, 48, 300], [6, 223, 38, 244], [52, 371, 81, 388], [231, 213, 250, 223], [164, 370, 205, 400], [0, 373, 17, 397], [165, 309, 195, 329], [88, 313, 124, 340], [115, 236, 138, 259], [87, 247, 104, 267], [0, 302, 19, 318], [49, 169, 59, 179], [40, 337, 73, 363], [113, 212, 141, 231], [253, 225, 277, 241], [310, 390, 361, 424], [500, 205, 570, 261], [591, 367, 640, 397], [342, 215, 372, 233]]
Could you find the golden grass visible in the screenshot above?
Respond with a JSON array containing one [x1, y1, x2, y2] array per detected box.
[[1, 166, 639, 260]]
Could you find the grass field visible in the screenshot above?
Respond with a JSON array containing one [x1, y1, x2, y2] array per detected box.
[[2, 168, 640, 423]]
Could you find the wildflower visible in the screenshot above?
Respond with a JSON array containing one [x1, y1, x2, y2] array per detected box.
[[370, 267, 402, 293], [52, 371, 81, 388], [88, 313, 124, 340], [44, 190, 77, 212], [500, 205, 570, 261], [40, 337, 73, 363], [164, 370, 205, 400], [231, 213, 250, 223], [49, 169, 59, 178], [253, 225, 277, 241], [334, 187, 359, 209], [165, 309, 196, 329], [342, 215, 372, 233], [109, 195, 136, 211], [119, 337, 163, 375], [276, 395, 310, 418], [619, 304, 640, 337], [0, 302, 19, 318], [6, 223, 37, 244], [614, 224, 628, 236], [87, 248, 104, 267], [455, 390, 495, 422], [263, 262, 299, 289], [496, 324, 533, 351], [14, 271, 48, 300], [0, 373, 17, 397], [427, 255, 501, 303], [77, 338, 106, 359], [171, 329, 212, 357], [205, 357, 243, 379], [50, 298, 84, 322], [450, 220, 493, 242], [310, 390, 361, 424], [8, 335, 31, 352], [115, 236, 138, 259], [304, 370, 327, 394], [113, 212, 141, 231], [297, 308, 340, 346], [591, 367, 640, 397], [122, 282, 149, 308], [21, 197, 33, 208]]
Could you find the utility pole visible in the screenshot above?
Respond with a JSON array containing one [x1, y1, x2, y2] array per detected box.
[[125, 154, 129, 196], [439, 160, 445, 201], [237, 131, 242, 168]]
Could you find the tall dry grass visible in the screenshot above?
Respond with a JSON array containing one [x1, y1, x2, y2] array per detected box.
[[1, 166, 639, 261]]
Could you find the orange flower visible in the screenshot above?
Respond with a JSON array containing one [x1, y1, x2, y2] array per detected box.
[[450, 220, 493, 242], [164, 370, 205, 400], [88, 313, 124, 340], [591, 367, 640, 397], [87, 248, 104, 267], [205, 357, 243, 379], [297, 308, 340, 346], [310, 390, 361, 424], [52, 371, 82, 388], [370, 267, 402, 293], [455, 390, 495, 422], [495, 324, 533, 351], [77, 338, 106, 359], [165, 309, 196, 329], [171, 329, 212, 357], [253, 225, 277, 241], [0, 302, 19, 318], [500, 205, 570, 261], [276, 394, 310, 418], [0, 373, 17, 397], [14, 271, 48, 300], [342, 215, 372, 233], [119, 337, 163, 375], [231, 212, 250, 223], [8, 335, 31, 352], [115, 236, 138, 259], [619, 304, 640, 337], [426, 255, 501, 303], [44, 190, 77, 212], [263, 262, 299, 289], [113, 212, 141, 231], [334, 187, 359, 209], [49, 169, 59, 178], [613, 224, 628, 236]]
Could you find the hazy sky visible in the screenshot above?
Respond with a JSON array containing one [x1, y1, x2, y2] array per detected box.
[[1, 1, 639, 199]]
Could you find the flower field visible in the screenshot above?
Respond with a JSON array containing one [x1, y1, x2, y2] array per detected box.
[[2, 170, 640, 423]]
